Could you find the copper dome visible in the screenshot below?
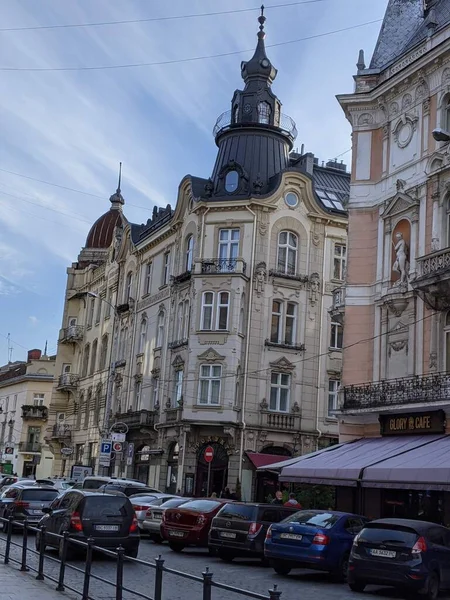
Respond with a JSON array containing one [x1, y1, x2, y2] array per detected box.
[[85, 208, 122, 249]]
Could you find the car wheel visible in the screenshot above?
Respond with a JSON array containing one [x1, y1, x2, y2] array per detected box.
[[349, 581, 366, 593], [272, 561, 291, 576], [424, 572, 439, 600], [169, 543, 185, 553], [332, 553, 350, 582], [218, 550, 234, 562], [125, 547, 139, 559], [150, 534, 163, 544]]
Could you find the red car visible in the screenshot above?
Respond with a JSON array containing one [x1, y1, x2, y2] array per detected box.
[[161, 498, 230, 552]]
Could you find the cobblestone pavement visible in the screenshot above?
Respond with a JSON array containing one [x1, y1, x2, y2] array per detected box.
[[0, 561, 77, 600], [2, 532, 449, 600]]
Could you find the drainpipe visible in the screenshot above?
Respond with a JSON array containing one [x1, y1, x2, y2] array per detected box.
[[238, 206, 257, 498], [315, 232, 329, 448], [125, 254, 142, 413]]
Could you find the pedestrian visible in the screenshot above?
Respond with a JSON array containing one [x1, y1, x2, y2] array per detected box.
[[221, 487, 231, 499], [229, 490, 238, 500], [210, 492, 217, 498], [271, 490, 283, 505], [284, 493, 302, 509]]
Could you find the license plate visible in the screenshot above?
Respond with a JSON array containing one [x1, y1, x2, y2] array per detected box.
[[370, 549, 396, 558], [153, 514, 162, 521], [95, 525, 120, 532], [280, 533, 302, 540], [220, 532, 236, 539], [29, 510, 43, 515], [169, 530, 185, 538]]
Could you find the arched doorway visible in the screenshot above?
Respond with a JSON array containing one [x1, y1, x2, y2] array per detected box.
[[133, 444, 151, 483], [166, 442, 179, 494], [195, 442, 229, 497]]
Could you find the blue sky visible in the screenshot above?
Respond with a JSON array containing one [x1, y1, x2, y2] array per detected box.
[[0, 0, 388, 364]]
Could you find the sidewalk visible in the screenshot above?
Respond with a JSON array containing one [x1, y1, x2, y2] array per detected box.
[[0, 561, 77, 600]]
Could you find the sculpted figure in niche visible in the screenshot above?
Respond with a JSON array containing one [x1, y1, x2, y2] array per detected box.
[[392, 232, 410, 285]]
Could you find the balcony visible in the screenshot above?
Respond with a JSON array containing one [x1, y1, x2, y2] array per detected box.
[[50, 424, 72, 441], [18, 442, 42, 453], [56, 373, 79, 391], [114, 410, 156, 430], [200, 258, 246, 275], [171, 271, 192, 285], [21, 405, 48, 421], [265, 340, 305, 352], [168, 338, 188, 351], [329, 287, 345, 325], [342, 372, 450, 412], [165, 407, 181, 424], [260, 411, 300, 431], [60, 325, 84, 343], [268, 269, 308, 284], [213, 110, 298, 141], [412, 248, 450, 310]]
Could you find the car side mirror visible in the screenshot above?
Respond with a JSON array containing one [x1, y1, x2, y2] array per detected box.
[[41, 507, 52, 514]]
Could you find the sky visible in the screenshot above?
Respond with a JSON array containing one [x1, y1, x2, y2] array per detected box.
[[0, 0, 388, 365]]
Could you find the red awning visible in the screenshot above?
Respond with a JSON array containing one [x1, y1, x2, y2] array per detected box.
[[246, 452, 290, 469]]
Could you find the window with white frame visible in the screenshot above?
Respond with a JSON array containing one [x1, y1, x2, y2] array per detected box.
[[216, 292, 230, 330], [156, 310, 165, 347], [270, 300, 297, 345], [33, 393, 45, 406], [139, 318, 147, 354], [269, 372, 290, 412], [134, 380, 142, 411], [173, 369, 183, 406], [201, 292, 229, 330], [198, 364, 222, 405], [125, 272, 133, 301], [328, 379, 340, 416], [144, 262, 152, 295], [4, 397, 9, 414], [333, 244, 347, 281], [201, 292, 214, 330], [330, 321, 343, 350], [163, 252, 171, 285], [277, 231, 298, 275], [186, 236, 194, 271], [152, 377, 159, 409], [257, 101, 271, 124], [87, 297, 95, 327], [218, 229, 240, 266]]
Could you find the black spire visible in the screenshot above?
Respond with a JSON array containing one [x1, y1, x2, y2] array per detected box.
[[241, 5, 277, 86], [109, 161, 124, 209]]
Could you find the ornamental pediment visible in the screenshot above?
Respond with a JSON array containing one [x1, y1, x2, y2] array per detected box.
[[197, 347, 225, 361], [382, 190, 418, 220], [269, 357, 295, 372]]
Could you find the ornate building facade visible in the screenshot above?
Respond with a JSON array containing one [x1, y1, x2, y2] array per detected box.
[[48, 13, 348, 500]]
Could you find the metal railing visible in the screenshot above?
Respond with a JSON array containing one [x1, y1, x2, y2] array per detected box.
[[18, 441, 42, 453], [213, 109, 298, 140], [21, 405, 48, 420], [57, 373, 79, 390], [113, 409, 155, 429], [416, 247, 450, 277], [0, 517, 282, 600], [201, 258, 246, 274], [60, 325, 84, 343]]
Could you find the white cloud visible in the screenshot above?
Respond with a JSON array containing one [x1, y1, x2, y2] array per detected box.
[[28, 316, 39, 326]]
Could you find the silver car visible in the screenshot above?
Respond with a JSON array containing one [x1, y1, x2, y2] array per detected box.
[[143, 497, 193, 543], [129, 494, 179, 532]]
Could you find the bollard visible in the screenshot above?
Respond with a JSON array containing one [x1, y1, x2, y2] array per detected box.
[[202, 566, 213, 600], [268, 584, 282, 600], [154, 555, 165, 600], [56, 531, 69, 591], [20, 519, 29, 572], [82, 538, 94, 600], [115, 546, 125, 600], [36, 526, 46, 580], [4, 517, 13, 565]]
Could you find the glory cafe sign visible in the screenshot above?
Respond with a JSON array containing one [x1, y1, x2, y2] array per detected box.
[[379, 410, 446, 436]]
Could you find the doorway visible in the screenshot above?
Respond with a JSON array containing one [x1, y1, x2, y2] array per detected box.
[[195, 442, 229, 497]]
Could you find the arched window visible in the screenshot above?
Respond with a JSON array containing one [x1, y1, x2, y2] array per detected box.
[[201, 292, 214, 330], [125, 271, 133, 302], [82, 344, 90, 378], [139, 318, 147, 354], [257, 101, 271, 124], [225, 171, 239, 193], [277, 231, 298, 275], [99, 335, 108, 370], [185, 235, 194, 271], [156, 310, 165, 347], [445, 311, 450, 372], [90, 339, 98, 375]]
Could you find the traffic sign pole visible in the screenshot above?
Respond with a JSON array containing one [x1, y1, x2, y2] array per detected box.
[[204, 446, 214, 497], [207, 461, 211, 497]]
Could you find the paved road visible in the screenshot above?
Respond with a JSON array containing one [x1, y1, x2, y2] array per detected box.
[[1, 532, 446, 600]]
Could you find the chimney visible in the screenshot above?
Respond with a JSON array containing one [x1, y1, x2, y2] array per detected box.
[[27, 349, 42, 362], [326, 159, 347, 172]]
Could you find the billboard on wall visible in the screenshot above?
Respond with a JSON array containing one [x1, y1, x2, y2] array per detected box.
[[70, 465, 93, 482]]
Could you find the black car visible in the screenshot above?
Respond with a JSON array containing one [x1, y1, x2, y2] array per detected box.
[[98, 481, 161, 497], [349, 518, 450, 600], [0, 484, 59, 530], [36, 490, 140, 559], [209, 502, 299, 561]]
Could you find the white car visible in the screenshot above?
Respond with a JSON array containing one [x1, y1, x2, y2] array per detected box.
[[129, 494, 179, 532]]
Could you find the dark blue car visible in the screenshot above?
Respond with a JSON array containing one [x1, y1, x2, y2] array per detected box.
[[348, 518, 450, 600], [264, 509, 368, 580]]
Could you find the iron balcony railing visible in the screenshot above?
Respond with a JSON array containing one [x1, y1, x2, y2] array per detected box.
[[343, 371, 450, 411], [201, 258, 246, 275], [51, 424, 72, 440], [21, 405, 48, 420], [213, 109, 298, 140], [18, 442, 42, 453], [57, 373, 79, 390]]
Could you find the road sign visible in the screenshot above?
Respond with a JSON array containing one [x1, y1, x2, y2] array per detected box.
[[127, 442, 134, 466], [4, 446, 14, 455], [204, 446, 214, 463], [111, 433, 126, 442], [99, 439, 112, 467], [113, 442, 123, 453], [61, 447, 74, 456]]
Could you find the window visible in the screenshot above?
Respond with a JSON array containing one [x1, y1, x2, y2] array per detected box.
[[156, 310, 165, 347], [183, 300, 190, 338], [99, 335, 108, 370], [144, 262, 152, 295], [257, 101, 271, 124], [173, 369, 183, 406], [270, 372, 290, 412], [90, 339, 98, 374], [76, 394, 84, 429], [225, 171, 239, 193], [186, 236, 194, 271], [105, 289, 113, 319], [198, 364, 222, 405], [216, 292, 230, 330], [139, 318, 147, 354], [330, 321, 343, 350], [119, 327, 128, 360], [277, 231, 298, 275], [285, 192, 299, 208], [218, 229, 240, 266], [134, 380, 142, 411], [84, 391, 91, 428], [152, 377, 159, 409], [33, 394, 45, 406], [87, 297, 95, 327], [445, 312, 450, 372], [125, 272, 133, 301], [82, 344, 90, 377], [201, 292, 214, 330], [316, 189, 345, 211], [234, 104, 239, 123], [239, 293, 246, 334], [13, 395, 17, 411], [5, 397, 9, 414], [95, 296, 102, 324], [163, 252, 170, 285], [176, 302, 184, 340], [443, 95, 450, 133], [270, 300, 297, 345], [328, 379, 340, 416], [333, 244, 347, 280]]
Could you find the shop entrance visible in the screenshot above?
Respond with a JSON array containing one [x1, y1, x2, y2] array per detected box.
[[195, 442, 229, 497], [133, 444, 151, 484]]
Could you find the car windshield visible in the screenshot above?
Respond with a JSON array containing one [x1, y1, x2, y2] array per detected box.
[[283, 511, 340, 529], [83, 479, 107, 490], [22, 490, 59, 501], [179, 500, 221, 513], [159, 498, 191, 509], [82, 496, 130, 518], [359, 525, 418, 547], [217, 504, 255, 521], [129, 495, 158, 503]]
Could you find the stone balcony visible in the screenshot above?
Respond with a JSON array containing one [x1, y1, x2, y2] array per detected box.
[[60, 325, 84, 344], [21, 405, 48, 421], [260, 410, 300, 431], [114, 410, 156, 430], [56, 373, 80, 392], [50, 424, 72, 441], [18, 442, 42, 453], [342, 371, 450, 413], [411, 247, 450, 311]]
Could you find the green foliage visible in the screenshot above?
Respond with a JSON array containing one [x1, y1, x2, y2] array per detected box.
[[265, 485, 335, 509]]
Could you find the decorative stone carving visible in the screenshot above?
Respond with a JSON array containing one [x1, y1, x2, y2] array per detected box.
[[384, 296, 409, 317], [392, 232, 410, 286], [253, 175, 264, 195], [442, 67, 450, 84], [254, 262, 266, 297], [260, 398, 268, 410], [390, 102, 399, 116], [312, 233, 320, 246], [269, 357, 295, 372], [197, 347, 225, 361], [423, 98, 430, 116], [402, 93, 412, 110], [393, 115, 418, 149], [429, 351, 438, 371], [309, 272, 320, 305], [291, 402, 300, 414], [388, 340, 408, 356], [415, 82, 427, 101], [357, 112, 374, 125], [396, 179, 406, 192]]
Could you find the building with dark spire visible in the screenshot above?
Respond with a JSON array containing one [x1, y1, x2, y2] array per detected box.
[[48, 13, 349, 500]]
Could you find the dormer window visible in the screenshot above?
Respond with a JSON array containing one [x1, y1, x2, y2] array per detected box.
[[257, 101, 271, 125], [444, 95, 450, 132], [234, 104, 239, 124], [225, 170, 239, 193]]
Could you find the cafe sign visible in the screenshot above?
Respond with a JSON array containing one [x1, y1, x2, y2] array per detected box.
[[379, 410, 446, 436]]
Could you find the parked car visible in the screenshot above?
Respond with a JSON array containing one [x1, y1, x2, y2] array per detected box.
[[161, 498, 230, 552], [348, 518, 450, 599], [98, 481, 161, 497], [36, 478, 75, 492], [209, 502, 299, 562], [35, 490, 140, 559], [143, 497, 193, 543], [264, 509, 369, 580], [0, 476, 19, 490], [129, 494, 179, 532], [0, 484, 59, 530]]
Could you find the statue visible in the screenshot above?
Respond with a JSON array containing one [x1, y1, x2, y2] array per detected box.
[[309, 273, 320, 305], [392, 232, 410, 285], [254, 262, 266, 296]]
